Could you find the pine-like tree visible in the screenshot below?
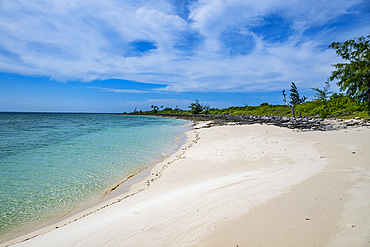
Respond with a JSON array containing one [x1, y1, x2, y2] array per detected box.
[[282, 82, 307, 118]]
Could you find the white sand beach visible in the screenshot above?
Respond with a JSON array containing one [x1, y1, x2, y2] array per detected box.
[[3, 123, 370, 247]]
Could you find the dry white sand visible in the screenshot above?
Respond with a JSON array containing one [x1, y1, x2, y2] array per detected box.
[[2, 123, 370, 247]]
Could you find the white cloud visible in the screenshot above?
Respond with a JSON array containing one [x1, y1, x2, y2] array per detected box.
[[0, 0, 367, 92], [89, 87, 155, 94]]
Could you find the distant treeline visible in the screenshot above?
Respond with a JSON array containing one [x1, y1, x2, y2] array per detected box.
[[137, 93, 369, 120]]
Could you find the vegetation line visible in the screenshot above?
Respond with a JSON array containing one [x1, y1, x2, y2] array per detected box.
[[129, 93, 369, 120]]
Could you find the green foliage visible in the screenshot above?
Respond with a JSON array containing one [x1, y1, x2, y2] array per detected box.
[[138, 92, 369, 119], [206, 94, 369, 119], [312, 81, 332, 102], [282, 82, 307, 117], [330, 92, 345, 100], [208, 104, 290, 117], [311, 81, 333, 118], [289, 82, 307, 105], [174, 105, 182, 111], [328, 34, 370, 102], [188, 100, 210, 114], [150, 105, 159, 114]]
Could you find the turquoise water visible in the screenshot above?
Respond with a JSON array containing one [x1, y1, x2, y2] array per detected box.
[[0, 113, 190, 237]]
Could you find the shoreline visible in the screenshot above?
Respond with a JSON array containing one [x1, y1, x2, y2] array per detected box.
[[126, 113, 370, 130], [2, 121, 370, 246], [0, 157, 153, 245], [0, 122, 192, 245]]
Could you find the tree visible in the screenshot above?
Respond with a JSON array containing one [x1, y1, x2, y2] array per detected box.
[[174, 105, 181, 111], [311, 80, 332, 102], [151, 105, 159, 114], [311, 80, 333, 118], [328, 34, 370, 102], [282, 82, 307, 118], [188, 100, 210, 114]]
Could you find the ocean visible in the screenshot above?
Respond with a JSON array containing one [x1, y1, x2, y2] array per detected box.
[[0, 113, 190, 238]]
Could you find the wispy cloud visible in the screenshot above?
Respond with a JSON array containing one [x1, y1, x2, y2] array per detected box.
[[90, 86, 161, 94], [0, 0, 368, 92]]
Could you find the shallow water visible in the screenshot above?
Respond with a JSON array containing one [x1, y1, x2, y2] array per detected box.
[[0, 113, 190, 237]]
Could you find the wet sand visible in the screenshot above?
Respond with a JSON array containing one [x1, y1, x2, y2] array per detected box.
[[3, 123, 370, 247]]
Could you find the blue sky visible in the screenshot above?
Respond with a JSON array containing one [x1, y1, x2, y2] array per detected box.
[[0, 0, 369, 113]]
